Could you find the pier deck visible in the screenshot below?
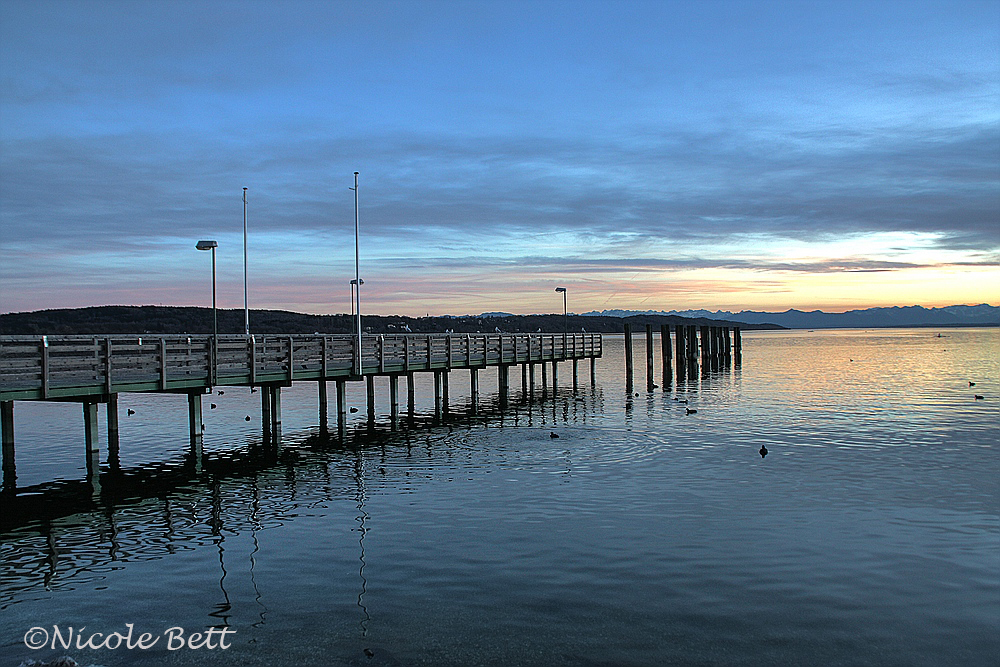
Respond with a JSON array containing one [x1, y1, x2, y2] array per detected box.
[[1, 332, 601, 402], [1, 333, 602, 490]]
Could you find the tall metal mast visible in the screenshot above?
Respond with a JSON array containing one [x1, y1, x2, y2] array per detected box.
[[352, 172, 361, 374], [243, 187, 249, 336]]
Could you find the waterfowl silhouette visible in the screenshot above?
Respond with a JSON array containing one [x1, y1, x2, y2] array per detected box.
[[245, 415, 251, 421], [127, 409, 135, 416], [685, 408, 697, 415], [350, 407, 359, 413], [969, 381, 976, 387], [974, 395, 984, 400], [759, 445, 768, 458], [218, 390, 225, 395], [550, 432, 560, 438], [210, 403, 217, 409]]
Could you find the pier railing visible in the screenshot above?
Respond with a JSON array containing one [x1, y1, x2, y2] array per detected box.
[[0, 333, 602, 401]]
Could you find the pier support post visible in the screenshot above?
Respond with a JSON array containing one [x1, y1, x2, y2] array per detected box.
[[106, 393, 120, 470], [187, 391, 204, 472], [270, 386, 282, 441], [541, 360, 548, 394], [389, 375, 399, 429], [522, 363, 528, 396], [442, 371, 450, 414], [470, 368, 479, 414], [433, 371, 444, 420], [2, 401, 15, 491], [336, 380, 347, 437], [366, 376, 376, 424], [590, 356, 596, 386], [734, 327, 742, 364], [551, 361, 557, 396], [624, 323, 634, 393], [498, 365, 509, 407], [572, 359, 579, 392], [83, 401, 102, 495], [319, 380, 328, 433], [261, 385, 272, 441], [407, 372, 416, 416]]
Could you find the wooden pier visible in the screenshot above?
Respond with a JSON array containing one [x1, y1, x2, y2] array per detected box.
[[1, 332, 600, 492]]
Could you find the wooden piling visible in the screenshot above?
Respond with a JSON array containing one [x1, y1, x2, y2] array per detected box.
[[645, 324, 654, 391], [624, 323, 634, 393], [661, 325, 672, 388], [674, 324, 684, 376]]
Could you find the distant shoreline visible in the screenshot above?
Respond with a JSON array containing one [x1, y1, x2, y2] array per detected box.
[[0, 305, 782, 336]]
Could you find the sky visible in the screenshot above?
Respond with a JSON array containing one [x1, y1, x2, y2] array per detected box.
[[1, 0, 998, 317]]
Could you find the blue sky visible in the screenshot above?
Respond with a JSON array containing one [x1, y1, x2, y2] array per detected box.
[[1, 0, 997, 316]]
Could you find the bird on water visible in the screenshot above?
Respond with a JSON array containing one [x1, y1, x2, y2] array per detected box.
[[759, 445, 768, 458]]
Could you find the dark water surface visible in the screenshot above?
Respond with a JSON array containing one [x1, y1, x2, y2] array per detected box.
[[2, 328, 997, 666]]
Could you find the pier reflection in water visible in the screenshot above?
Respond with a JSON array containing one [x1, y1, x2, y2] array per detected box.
[[2, 329, 998, 667]]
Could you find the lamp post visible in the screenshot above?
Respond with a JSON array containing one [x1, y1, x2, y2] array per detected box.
[[349, 172, 361, 374], [196, 240, 218, 383], [351, 278, 364, 320], [243, 187, 249, 336], [555, 287, 567, 334]]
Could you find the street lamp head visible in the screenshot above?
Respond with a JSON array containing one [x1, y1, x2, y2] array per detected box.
[[555, 287, 567, 293], [196, 240, 218, 251], [351, 278, 364, 285]]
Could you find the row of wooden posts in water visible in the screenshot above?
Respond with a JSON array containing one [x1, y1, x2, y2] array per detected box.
[[624, 323, 742, 393]]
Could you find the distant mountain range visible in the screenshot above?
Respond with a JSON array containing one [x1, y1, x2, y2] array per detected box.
[[579, 304, 999, 329]]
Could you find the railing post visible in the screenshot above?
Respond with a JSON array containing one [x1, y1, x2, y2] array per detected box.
[[41, 336, 50, 399], [159, 337, 168, 390], [104, 337, 113, 395], [378, 335, 385, 374]]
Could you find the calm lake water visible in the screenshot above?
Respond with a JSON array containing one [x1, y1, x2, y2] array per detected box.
[[2, 328, 997, 666]]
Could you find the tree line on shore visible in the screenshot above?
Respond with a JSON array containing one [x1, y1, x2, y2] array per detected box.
[[0, 305, 781, 336]]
